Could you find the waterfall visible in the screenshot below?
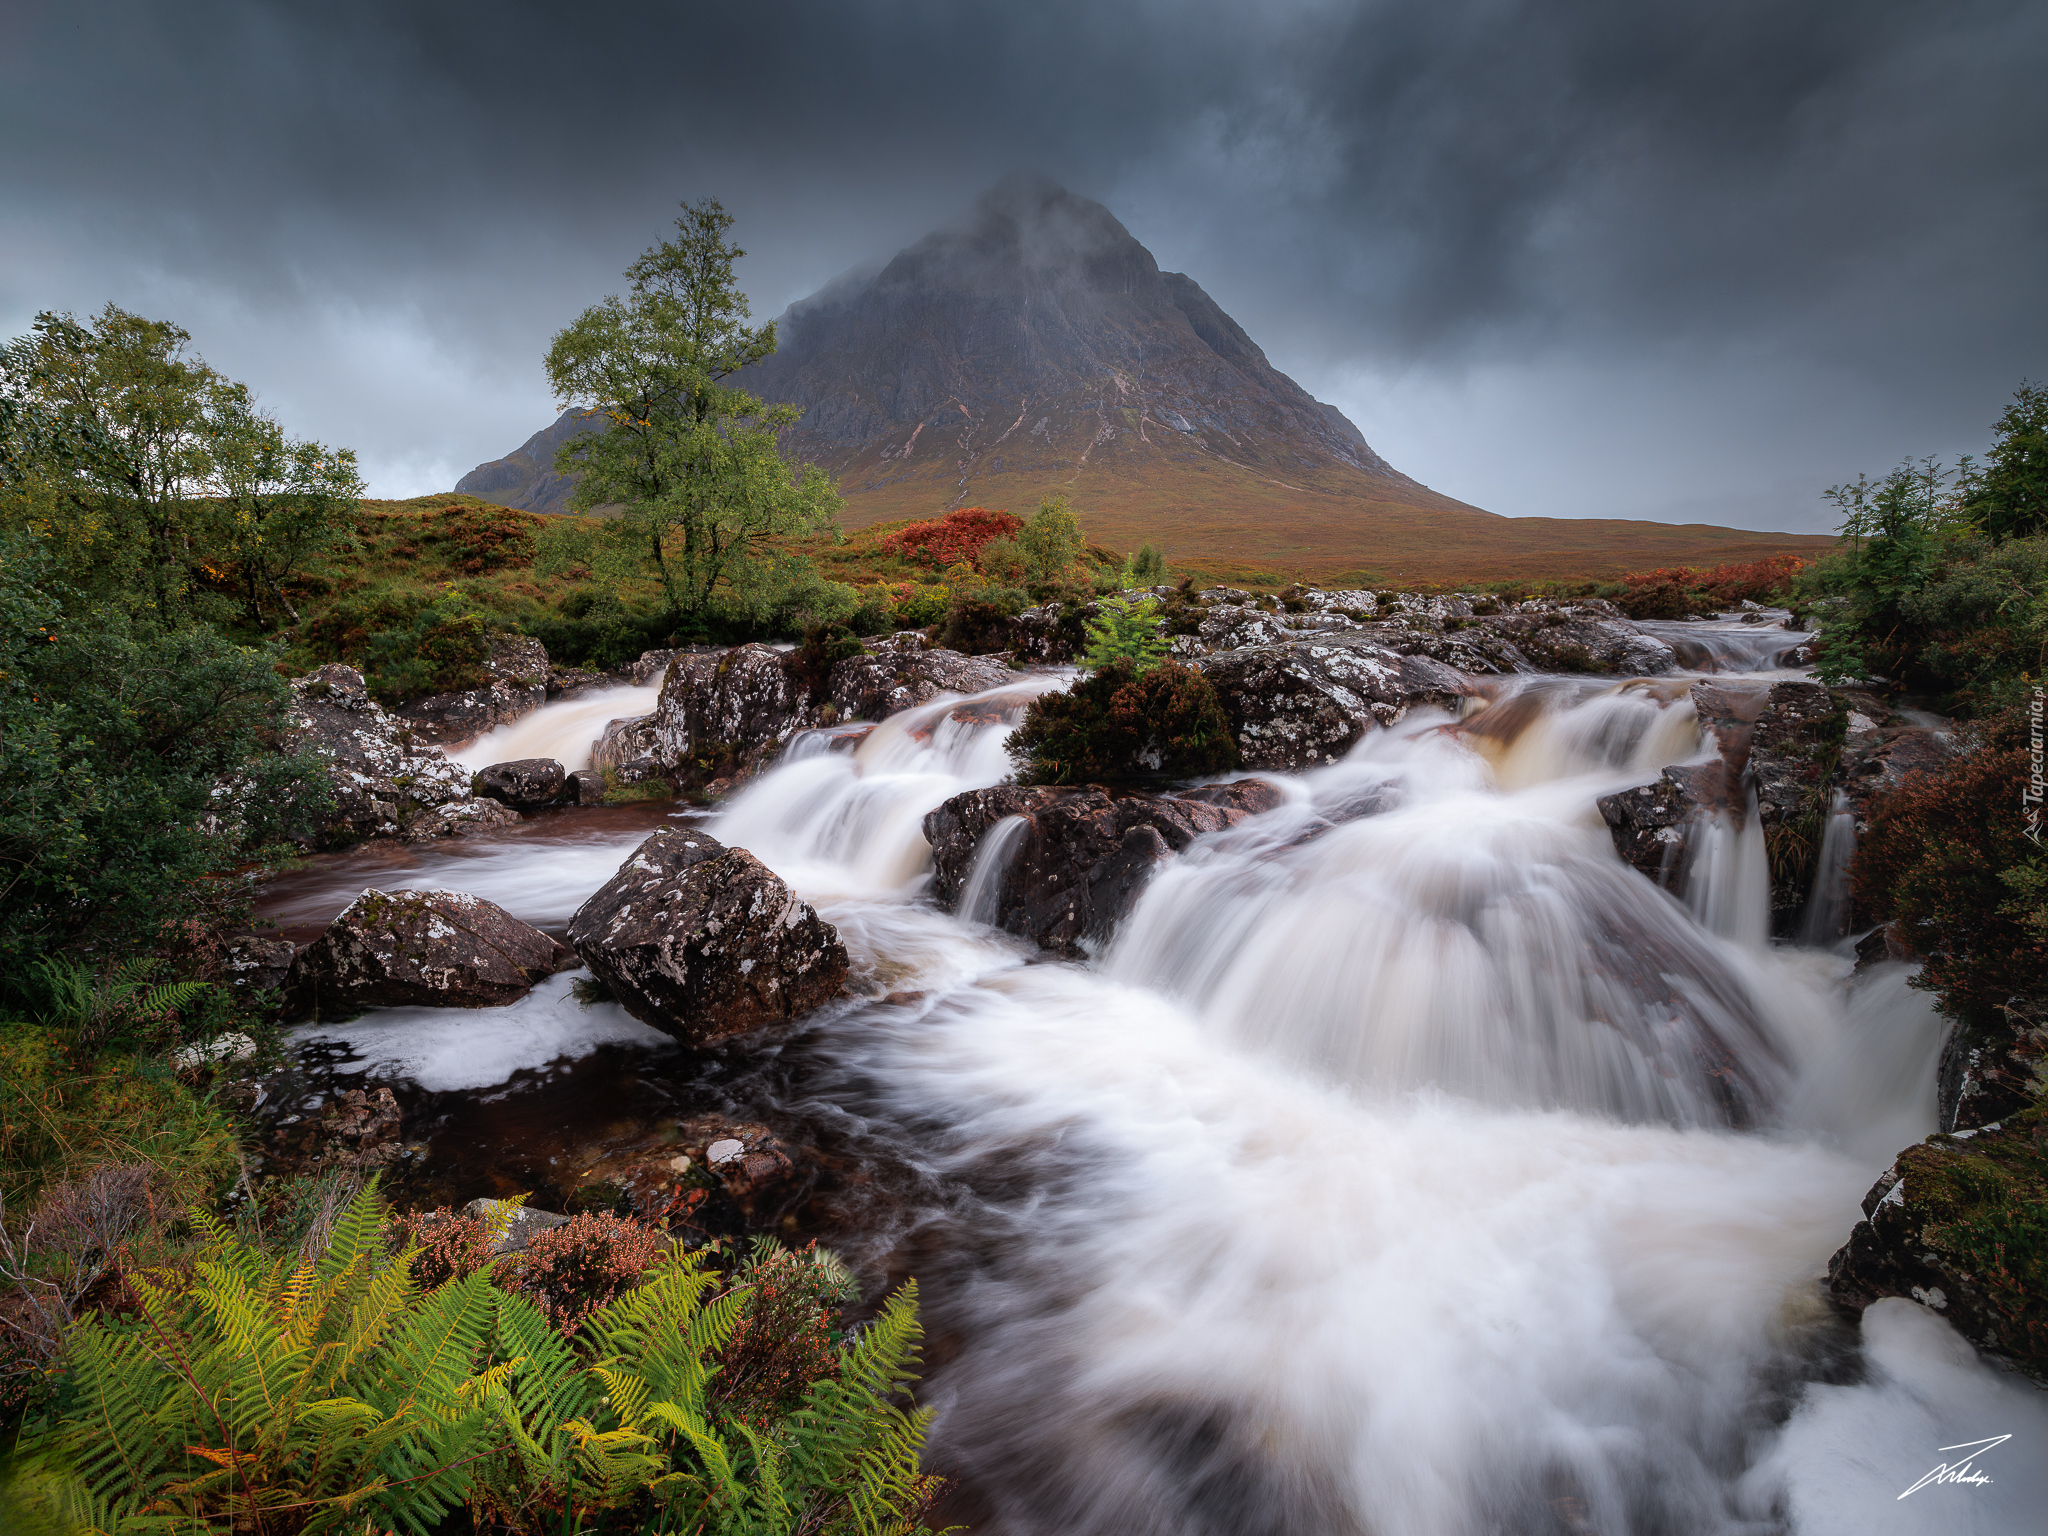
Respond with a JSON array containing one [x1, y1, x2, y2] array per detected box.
[[957, 814, 1027, 926], [448, 677, 666, 772], [274, 663, 2047, 1535], [1799, 792, 1858, 946]]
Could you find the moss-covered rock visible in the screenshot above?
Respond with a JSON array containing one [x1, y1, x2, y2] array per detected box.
[[1827, 1103, 2048, 1379]]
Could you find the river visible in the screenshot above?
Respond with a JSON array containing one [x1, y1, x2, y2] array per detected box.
[[255, 626, 2047, 1535]]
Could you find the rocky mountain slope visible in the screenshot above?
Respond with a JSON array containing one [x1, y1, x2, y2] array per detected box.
[[460, 175, 1830, 581]]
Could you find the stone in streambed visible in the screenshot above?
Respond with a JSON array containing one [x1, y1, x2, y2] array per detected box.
[[567, 828, 849, 1047], [286, 888, 575, 1014], [923, 779, 1286, 956], [472, 757, 567, 811]]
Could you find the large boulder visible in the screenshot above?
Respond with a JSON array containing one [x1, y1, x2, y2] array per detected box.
[[642, 637, 1020, 790], [285, 665, 521, 844], [644, 645, 818, 786], [924, 779, 1285, 955], [396, 634, 551, 745], [1826, 1109, 2048, 1381], [567, 828, 849, 1046], [1194, 636, 1473, 770], [285, 888, 575, 1014], [825, 632, 1015, 721], [472, 757, 566, 811], [1468, 605, 1677, 675]]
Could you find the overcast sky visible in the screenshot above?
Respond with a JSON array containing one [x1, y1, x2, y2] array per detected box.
[[4, 0, 2042, 532]]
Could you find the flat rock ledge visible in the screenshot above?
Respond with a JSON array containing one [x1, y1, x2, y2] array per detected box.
[[286, 888, 574, 1015], [568, 828, 849, 1047]]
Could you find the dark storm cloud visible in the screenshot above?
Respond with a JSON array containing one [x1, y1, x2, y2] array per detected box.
[[3, 0, 2042, 524]]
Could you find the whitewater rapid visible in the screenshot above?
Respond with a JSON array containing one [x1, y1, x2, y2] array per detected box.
[[278, 659, 2047, 1534]]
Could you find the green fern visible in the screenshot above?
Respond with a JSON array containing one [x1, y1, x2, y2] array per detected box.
[[18, 1177, 501, 1535], [17, 1186, 950, 1535]]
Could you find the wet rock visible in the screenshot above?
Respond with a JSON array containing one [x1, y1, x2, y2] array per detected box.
[[223, 935, 296, 996], [826, 632, 1015, 720], [1008, 600, 1088, 663], [397, 635, 551, 745], [463, 1197, 573, 1255], [1826, 1111, 2048, 1380], [1469, 607, 1677, 675], [644, 645, 818, 787], [567, 828, 849, 1047], [1596, 769, 1715, 889], [594, 712, 660, 770], [472, 757, 567, 811], [567, 767, 606, 805], [1939, 992, 2048, 1133], [546, 665, 608, 699], [630, 649, 679, 686], [284, 664, 522, 845], [171, 1032, 257, 1072], [924, 779, 1284, 955], [1194, 636, 1473, 770], [1833, 694, 1955, 832], [319, 1086, 404, 1169], [1174, 603, 1287, 655], [286, 888, 575, 1014], [1852, 921, 1912, 972]]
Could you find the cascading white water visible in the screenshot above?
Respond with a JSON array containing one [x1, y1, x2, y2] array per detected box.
[[1798, 792, 1858, 947], [449, 678, 666, 771], [281, 658, 2046, 1533], [698, 672, 2044, 1535], [713, 679, 1060, 898]]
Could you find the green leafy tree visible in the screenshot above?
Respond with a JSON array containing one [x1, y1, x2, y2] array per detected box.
[[545, 200, 841, 633], [1125, 543, 1166, 586], [199, 385, 363, 629], [0, 307, 225, 615], [1016, 496, 1092, 603], [1807, 457, 1962, 683], [1081, 594, 1170, 673], [1961, 380, 2048, 540]]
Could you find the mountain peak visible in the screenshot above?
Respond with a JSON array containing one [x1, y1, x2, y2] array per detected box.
[[461, 176, 1438, 560]]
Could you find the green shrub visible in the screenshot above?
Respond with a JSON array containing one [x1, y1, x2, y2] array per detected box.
[[0, 534, 330, 971], [1080, 595, 1170, 674], [1008, 658, 1239, 784], [940, 587, 1025, 654], [1124, 543, 1167, 586]]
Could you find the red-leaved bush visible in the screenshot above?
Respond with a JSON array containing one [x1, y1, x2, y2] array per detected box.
[[501, 1213, 668, 1334], [1615, 554, 1807, 620], [1853, 708, 2044, 1020], [876, 507, 1023, 567]]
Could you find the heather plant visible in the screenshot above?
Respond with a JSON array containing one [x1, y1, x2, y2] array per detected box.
[[712, 1237, 858, 1430], [501, 1209, 670, 1334], [1009, 657, 1238, 784], [387, 1204, 498, 1290], [876, 506, 1023, 567]]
